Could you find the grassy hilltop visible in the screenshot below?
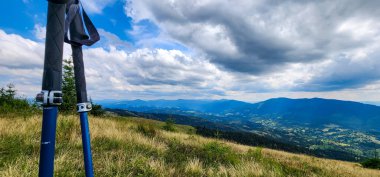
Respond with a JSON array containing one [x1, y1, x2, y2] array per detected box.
[[1, 115, 380, 177]]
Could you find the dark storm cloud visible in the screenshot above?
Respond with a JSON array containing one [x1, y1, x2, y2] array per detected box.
[[297, 52, 380, 91], [127, 0, 380, 90]]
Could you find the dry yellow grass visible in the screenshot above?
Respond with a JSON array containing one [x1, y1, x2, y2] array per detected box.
[[0, 115, 379, 177]]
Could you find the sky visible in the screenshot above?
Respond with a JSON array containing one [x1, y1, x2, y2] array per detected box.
[[1, 0, 380, 102]]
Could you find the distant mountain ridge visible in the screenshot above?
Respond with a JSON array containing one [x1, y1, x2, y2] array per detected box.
[[99, 99, 252, 114], [99, 97, 380, 131]]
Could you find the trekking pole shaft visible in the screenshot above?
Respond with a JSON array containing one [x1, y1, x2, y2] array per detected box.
[[39, 107, 58, 177], [72, 45, 88, 103], [67, 2, 97, 176], [39, 1, 67, 177], [79, 112, 94, 177], [72, 44, 94, 177]]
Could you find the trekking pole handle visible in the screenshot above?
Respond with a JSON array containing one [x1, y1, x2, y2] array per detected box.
[[41, 0, 68, 92]]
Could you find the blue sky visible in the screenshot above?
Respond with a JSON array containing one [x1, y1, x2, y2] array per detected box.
[[1, 0, 380, 102]]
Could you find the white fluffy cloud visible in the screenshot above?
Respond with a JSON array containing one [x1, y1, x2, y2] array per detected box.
[[0, 29, 313, 99], [2, 20, 380, 101], [82, 46, 228, 99], [0, 30, 44, 69], [0, 30, 228, 99]]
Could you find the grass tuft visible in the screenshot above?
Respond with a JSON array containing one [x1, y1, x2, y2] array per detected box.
[[136, 124, 157, 137]]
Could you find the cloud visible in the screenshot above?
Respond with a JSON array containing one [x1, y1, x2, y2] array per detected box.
[[125, 19, 187, 51], [33, 24, 46, 40], [81, 0, 117, 14], [0, 29, 228, 99], [82, 47, 227, 99], [1, 28, 310, 99], [0, 30, 44, 69], [0, 30, 45, 96], [3, 27, 380, 101], [125, 0, 380, 90], [97, 28, 131, 49], [3, 0, 380, 100], [301, 50, 380, 91]]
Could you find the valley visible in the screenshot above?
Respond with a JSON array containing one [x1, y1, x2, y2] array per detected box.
[[100, 97, 380, 161]]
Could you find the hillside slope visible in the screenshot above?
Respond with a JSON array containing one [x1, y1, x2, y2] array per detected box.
[[102, 98, 380, 161], [0, 115, 379, 177]]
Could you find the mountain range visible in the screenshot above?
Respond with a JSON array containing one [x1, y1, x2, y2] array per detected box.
[[98, 97, 380, 161], [99, 98, 380, 131]]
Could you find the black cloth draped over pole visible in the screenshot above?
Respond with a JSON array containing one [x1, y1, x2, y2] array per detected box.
[[64, 0, 99, 104], [42, 2, 66, 92]]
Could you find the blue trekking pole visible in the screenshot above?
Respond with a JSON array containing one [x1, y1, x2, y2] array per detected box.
[[36, 0, 99, 176], [65, 0, 100, 176], [36, 0, 67, 176]]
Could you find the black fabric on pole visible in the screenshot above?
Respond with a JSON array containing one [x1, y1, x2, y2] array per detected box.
[[64, 0, 99, 46], [65, 0, 99, 103], [42, 2, 66, 91]]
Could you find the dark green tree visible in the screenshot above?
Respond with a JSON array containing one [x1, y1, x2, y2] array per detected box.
[[361, 158, 380, 169], [5, 83, 16, 99], [0, 84, 39, 116], [89, 97, 105, 116], [0, 84, 15, 103], [60, 58, 77, 113]]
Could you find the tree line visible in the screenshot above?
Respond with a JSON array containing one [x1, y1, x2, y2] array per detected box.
[[0, 58, 105, 117], [0, 83, 39, 117]]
